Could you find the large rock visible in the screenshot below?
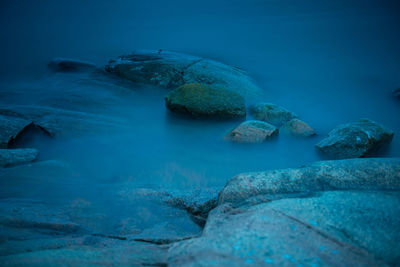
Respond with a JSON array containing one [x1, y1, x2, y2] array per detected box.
[[0, 148, 39, 167], [225, 120, 278, 143], [218, 158, 400, 206], [249, 103, 298, 126], [48, 58, 97, 72], [165, 83, 246, 118], [0, 115, 32, 148], [168, 191, 398, 266], [105, 50, 261, 98], [316, 119, 394, 159], [281, 118, 316, 137]]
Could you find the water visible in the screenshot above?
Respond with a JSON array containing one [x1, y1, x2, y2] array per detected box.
[[0, 0, 399, 259]]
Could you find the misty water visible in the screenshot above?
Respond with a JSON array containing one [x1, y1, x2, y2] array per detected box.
[[0, 0, 399, 262]]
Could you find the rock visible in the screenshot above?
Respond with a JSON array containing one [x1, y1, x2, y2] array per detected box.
[[218, 157, 400, 206], [165, 83, 246, 118], [168, 191, 397, 266], [105, 50, 261, 98], [0, 105, 129, 138], [248, 103, 298, 126], [316, 119, 394, 159], [224, 120, 278, 143], [393, 88, 400, 98], [281, 118, 316, 137], [0, 148, 39, 167], [48, 58, 97, 72], [0, 115, 32, 148]]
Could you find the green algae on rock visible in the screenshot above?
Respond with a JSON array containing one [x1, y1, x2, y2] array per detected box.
[[165, 83, 246, 118], [316, 119, 394, 159], [249, 103, 298, 126], [225, 120, 278, 143]]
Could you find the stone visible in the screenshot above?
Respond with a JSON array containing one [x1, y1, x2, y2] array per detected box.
[[168, 191, 398, 266], [105, 50, 261, 98], [218, 157, 400, 206], [48, 58, 97, 72], [281, 118, 316, 137], [393, 88, 400, 98], [248, 103, 298, 126], [225, 120, 278, 143], [0, 148, 39, 167], [0, 115, 32, 148], [316, 119, 394, 159], [165, 83, 246, 118]]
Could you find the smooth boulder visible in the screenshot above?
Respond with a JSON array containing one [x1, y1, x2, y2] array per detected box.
[[0, 115, 32, 148], [249, 103, 298, 126], [316, 119, 394, 159], [168, 191, 398, 266], [281, 118, 316, 137], [218, 157, 400, 206], [0, 148, 39, 167], [165, 83, 246, 118], [105, 50, 261, 98], [225, 120, 278, 143]]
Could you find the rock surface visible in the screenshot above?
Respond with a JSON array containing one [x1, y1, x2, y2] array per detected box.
[[0, 148, 39, 167], [316, 119, 394, 159], [225, 120, 278, 143], [105, 50, 261, 98], [168, 191, 398, 266], [218, 157, 400, 206], [0, 115, 32, 148], [48, 58, 97, 72], [249, 103, 298, 126], [165, 83, 246, 118], [281, 118, 316, 137]]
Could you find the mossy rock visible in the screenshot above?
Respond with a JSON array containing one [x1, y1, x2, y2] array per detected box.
[[165, 83, 246, 118], [249, 103, 298, 126]]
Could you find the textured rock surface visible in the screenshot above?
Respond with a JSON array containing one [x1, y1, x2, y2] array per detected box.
[[225, 120, 278, 143], [168, 191, 398, 266], [0, 115, 32, 148], [249, 103, 298, 126], [105, 50, 261, 98], [165, 83, 246, 118], [0, 148, 39, 167], [48, 58, 97, 72], [281, 118, 316, 137], [218, 158, 400, 206], [316, 119, 394, 159]]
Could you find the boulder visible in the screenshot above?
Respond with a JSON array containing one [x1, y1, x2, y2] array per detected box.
[[105, 50, 261, 98], [0, 148, 39, 167], [218, 157, 400, 206], [165, 83, 246, 118], [316, 119, 394, 159], [248, 103, 298, 126], [0, 115, 32, 148], [225, 120, 278, 143], [168, 191, 398, 266], [393, 88, 400, 98], [48, 58, 97, 72], [281, 118, 316, 137]]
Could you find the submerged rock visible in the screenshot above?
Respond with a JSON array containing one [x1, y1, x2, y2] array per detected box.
[[48, 58, 97, 72], [0, 115, 32, 148], [105, 50, 261, 98], [0, 148, 39, 167], [218, 157, 400, 206], [249, 103, 298, 126], [393, 88, 400, 98], [168, 191, 398, 266], [316, 119, 394, 159], [225, 120, 278, 143], [165, 83, 246, 118], [281, 118, 316, 137]]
